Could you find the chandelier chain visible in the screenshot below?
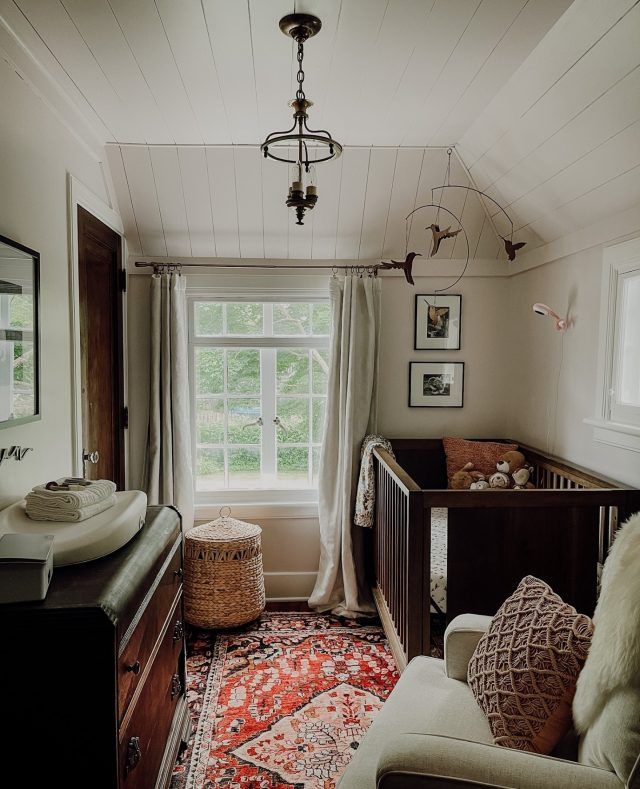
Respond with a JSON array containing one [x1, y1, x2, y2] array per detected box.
[[296, 40, 305, 101]]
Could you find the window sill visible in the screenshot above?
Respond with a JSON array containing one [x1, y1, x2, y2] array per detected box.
[[195, 500, 319, 522], [583, 417, 640, 452]]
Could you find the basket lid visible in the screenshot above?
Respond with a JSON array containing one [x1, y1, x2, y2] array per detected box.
[[186, 510, 261, 544]]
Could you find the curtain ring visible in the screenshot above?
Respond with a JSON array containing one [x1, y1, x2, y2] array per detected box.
[[331, 265, 339, 279]]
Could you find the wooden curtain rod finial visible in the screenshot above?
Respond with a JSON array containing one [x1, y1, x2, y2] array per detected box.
[[378, 252, 421, 285]]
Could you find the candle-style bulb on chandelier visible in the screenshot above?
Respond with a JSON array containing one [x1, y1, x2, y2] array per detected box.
[[260, 14, 342, 226]]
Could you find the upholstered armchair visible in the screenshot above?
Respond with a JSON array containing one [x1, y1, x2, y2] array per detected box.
[[338, 610, 639, 789]]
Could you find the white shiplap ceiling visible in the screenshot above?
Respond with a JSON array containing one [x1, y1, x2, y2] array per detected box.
[[105, 144, 507, 260], [3, 0, 639, 258]]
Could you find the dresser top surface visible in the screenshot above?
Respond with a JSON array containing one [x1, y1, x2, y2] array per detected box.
[[0, 506, 181, 626]]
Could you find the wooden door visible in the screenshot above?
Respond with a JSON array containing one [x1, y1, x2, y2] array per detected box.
[[77, 206, 125, 488]]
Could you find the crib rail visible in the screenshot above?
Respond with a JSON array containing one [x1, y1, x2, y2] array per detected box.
[[373, 448, 429, 670], [372, 441, 640, 671], [522, 443, 631, 563]]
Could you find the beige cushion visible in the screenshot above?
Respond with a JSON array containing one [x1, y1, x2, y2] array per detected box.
[[579, 686, 640, 789], [444, 614, 493, 681], [375, 733, 622, 789], [468, 576, 593, 754], [338, 656, 492, 788]]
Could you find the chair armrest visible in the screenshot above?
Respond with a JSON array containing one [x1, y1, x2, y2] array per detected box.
[[376, 733, 622, 789], [444, 614, 493, 681]]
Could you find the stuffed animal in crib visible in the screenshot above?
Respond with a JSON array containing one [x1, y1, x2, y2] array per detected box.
[[450, 461, 486, 490], [495, 450, 535, 489], [488, 471, 511, 489]]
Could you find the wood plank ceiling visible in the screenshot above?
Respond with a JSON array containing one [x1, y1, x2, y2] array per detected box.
[[5, 0, 638, 259]]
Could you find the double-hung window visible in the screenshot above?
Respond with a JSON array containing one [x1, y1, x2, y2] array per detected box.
[[189, 298, 330, 501], [588, 237, 640, 451]]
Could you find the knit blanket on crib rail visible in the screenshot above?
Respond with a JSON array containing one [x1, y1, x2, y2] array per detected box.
[[354, 435, 395, 528]]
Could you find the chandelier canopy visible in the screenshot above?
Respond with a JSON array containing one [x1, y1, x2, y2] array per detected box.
[[260, 14, 342, 226]]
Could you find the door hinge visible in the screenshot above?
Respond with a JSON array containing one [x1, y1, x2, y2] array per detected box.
[[122, 405, 129, 429], [119, 269, 127, 292]]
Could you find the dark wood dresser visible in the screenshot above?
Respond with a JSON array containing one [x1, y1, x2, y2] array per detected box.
[[0, 505, 190, 788]]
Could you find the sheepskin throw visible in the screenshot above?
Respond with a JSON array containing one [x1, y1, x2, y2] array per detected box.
[[468, 576, 593, 754], [573, 511, 640, 732]]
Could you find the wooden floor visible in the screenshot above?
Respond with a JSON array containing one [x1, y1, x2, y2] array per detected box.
[[265, 601, 310, 611]]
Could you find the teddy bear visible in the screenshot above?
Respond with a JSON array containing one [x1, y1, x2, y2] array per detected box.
[[495, 449, 535, 489], [450, 461, 486, 490]]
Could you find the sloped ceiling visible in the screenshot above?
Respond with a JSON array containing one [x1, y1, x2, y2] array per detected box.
[[3, 0, 638, 258], [458, 0, 640, 249], [105, 144, 503, 260]]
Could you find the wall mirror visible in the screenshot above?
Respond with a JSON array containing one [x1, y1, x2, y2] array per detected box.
[[0, 234, 40, 427]]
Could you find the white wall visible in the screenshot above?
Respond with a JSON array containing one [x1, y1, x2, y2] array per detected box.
[[507, 243, 640, 488], [0, 59, 110, 503], [378, 275, 512, 439]]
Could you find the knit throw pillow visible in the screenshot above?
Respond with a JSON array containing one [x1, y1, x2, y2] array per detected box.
[[468, 576, 593, 754], [442, 437, 517, 484]]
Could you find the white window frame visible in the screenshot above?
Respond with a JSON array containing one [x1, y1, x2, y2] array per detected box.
[[187, 287, 330, 507], [586, 236, 640, 452]]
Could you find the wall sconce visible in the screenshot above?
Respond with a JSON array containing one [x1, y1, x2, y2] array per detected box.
[[532, 303, 568, 331]]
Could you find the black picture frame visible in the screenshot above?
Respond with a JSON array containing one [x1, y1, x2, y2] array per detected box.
[[408, 361, 464, 407], [0, 233, 41, 429], [414, 293, 462, 350]]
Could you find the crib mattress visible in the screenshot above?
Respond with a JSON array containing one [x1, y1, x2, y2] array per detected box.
[[430, 507, 447, 614]]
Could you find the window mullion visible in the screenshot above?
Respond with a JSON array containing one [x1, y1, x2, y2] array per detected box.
[[262, 348, 276, 479], [223, 348, 229, 488]]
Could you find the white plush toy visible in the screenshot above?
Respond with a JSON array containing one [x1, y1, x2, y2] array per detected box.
[[488, 471, 510, 489], [470, 479, 489, 490]]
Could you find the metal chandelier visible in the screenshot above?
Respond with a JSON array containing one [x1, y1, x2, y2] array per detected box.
[[260, 14, 342, 226]]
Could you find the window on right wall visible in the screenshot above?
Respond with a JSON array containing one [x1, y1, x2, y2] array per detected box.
[[588, 237, 640, 451]]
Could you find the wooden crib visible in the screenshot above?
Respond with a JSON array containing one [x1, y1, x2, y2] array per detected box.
[[371, 438, 640, 671]]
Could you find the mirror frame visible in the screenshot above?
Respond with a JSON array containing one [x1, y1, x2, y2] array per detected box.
[[0, 233, 41, 428]]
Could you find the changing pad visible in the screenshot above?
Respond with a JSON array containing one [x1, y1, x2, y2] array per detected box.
[[0, 490, 147, 566]]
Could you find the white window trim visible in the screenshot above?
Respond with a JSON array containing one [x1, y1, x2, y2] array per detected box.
[[186, 277, 330, 510], [586, 236, 640, 452]]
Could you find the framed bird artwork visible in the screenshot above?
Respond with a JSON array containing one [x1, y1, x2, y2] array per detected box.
[[414, 294, 461, 350]]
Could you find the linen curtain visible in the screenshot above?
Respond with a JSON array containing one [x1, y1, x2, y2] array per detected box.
[[309, 273, 382, 617], [143, 272, 194, 531]]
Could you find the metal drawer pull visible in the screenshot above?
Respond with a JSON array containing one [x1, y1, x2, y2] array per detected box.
[[125, 659, 141, 675], [174, 567, 183, 579], [173, 620, 184, 642], [171, 674, 182, 700], [126, 736, 141, 773]]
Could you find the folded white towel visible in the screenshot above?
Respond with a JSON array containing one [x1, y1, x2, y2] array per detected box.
[[28, 478, 117, 508], [25, 494, 117, 523]]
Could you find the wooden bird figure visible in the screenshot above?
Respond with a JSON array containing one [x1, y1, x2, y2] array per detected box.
[[425, 300, 449, 331], [503, 237, 526, 261], [428, 224, 461, 257], [378, 252, 421, 285]]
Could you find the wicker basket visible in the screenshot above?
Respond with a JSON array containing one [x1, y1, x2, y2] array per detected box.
[[184, 511, 265, 629]]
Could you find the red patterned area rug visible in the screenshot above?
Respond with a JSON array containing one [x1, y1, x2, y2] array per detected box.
[[171, 613, 399, 789]]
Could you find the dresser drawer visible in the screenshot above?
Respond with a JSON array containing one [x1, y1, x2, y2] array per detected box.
[[119, 595, 185, 789], [118, 541, 183, 721]]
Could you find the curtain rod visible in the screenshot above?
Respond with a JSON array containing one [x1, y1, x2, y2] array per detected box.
[[134, 261, 380, 273]]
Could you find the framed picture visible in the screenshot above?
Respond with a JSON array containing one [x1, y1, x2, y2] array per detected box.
[[409, 362, 464, 407], [414, 294, 461, 350]]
